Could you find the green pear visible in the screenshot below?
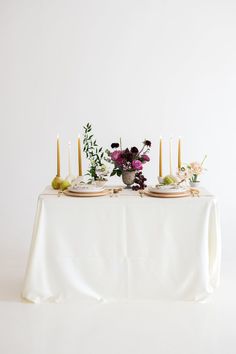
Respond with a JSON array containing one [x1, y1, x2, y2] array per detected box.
[[51, 176, 63, 189], [60, 180, 71, 191], [163, 175, 177, 185]]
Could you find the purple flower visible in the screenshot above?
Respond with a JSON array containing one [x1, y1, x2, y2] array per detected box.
[[132, 160, 143, 170], [111, 150, 122, 161], [141, 154, 150, 162], [116, 157, 124, 166]]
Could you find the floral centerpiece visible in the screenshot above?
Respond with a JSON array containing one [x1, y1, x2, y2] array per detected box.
[[107, 140, 151, 189]]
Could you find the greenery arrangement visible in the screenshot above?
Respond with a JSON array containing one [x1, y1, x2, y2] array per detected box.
[[83, 123, 108, 181]]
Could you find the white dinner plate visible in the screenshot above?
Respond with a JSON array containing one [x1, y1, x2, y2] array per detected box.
[[148, 185, 189, 194], [68, 186, 105, 193]]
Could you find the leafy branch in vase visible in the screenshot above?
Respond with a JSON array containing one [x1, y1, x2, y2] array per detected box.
[[83, 123, 108, 181]]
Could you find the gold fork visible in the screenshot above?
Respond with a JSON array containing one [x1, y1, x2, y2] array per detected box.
[[190, 188, 200, 197]]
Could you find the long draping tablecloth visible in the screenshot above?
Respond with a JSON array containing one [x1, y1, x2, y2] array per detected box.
[[22, 187, 221, 303]]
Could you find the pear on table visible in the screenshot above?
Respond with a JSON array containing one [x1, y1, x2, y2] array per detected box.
[[51, 176, 63, 190], [60, 180, 71, 191], [163, 175, 178, 185]]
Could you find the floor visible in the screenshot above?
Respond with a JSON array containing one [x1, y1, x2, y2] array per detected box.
[[0, 258, 236, 354]]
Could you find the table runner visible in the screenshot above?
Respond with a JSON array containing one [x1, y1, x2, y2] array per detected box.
[[22, 187, 221, 303]]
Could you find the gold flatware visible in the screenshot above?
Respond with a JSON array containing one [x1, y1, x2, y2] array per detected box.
[[139, 190, 144, 198], [190, 188, 200, 197], [108, 187, 123, 197], [57, 190, 63, 198]]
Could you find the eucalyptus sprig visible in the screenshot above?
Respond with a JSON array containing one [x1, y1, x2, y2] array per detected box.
[[83, 123, 107, 180]]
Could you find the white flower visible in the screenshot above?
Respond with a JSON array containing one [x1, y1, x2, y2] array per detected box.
[[96, 164, 109, 177], [177, 165, 193, 180]]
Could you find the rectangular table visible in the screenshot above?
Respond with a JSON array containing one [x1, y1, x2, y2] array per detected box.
[[22, 187, 221, 303]]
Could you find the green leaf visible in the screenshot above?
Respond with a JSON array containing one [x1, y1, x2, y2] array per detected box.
[[110, 170, 117, 176]]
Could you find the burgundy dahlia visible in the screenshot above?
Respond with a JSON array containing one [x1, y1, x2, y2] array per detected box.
[[143, 140, 151, 147], [131, 146, 139, 154], [141, 154, 150, 162]]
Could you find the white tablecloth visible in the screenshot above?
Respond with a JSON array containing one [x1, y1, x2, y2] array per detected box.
[[22, 187, 221, 303]]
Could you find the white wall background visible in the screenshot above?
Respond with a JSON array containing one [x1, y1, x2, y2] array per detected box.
[[1, 0, 236, 264]]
